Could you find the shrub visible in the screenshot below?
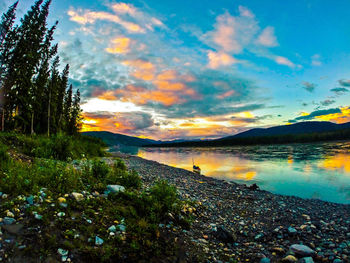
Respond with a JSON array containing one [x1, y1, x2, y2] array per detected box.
[[149, 180, 178, 217]]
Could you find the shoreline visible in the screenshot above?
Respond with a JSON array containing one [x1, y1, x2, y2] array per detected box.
[[113, 152, 350, 262]]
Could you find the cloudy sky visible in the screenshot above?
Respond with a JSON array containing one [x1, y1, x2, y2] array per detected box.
[[2, 0, 350, 140]]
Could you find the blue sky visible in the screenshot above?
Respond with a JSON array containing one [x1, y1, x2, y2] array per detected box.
[[2, 0, 350, 139]]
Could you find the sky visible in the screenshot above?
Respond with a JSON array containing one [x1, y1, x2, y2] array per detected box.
[[2, 0, 350, 140]]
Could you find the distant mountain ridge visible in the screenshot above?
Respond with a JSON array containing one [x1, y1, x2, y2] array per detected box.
[[83, 121, 350, 148], [221, 121, 350, 140], [82, 131, 160, 147]]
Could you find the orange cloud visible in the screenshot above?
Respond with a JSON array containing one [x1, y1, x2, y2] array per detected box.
[[123, 59, 156, 81], [111, 3, 137, 15], [217, 90, 235, 99], [207, 51, 237, 69], [106, 37, 131, 54], [315, 107, 350, 123]]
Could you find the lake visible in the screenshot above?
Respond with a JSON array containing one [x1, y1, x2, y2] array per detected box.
[[135, 141, 350, 204]]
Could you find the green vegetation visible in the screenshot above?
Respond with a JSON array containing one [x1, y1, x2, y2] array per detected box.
[[0, 0, 81, 135], [0, 134, 194, 261]]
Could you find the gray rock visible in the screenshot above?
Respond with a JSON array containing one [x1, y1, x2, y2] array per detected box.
[[95, 236, 104, 246], [107, 185, 125, 193], [298, 257, 314, 263], [2, 224, 23, 235], [290, 244, 316, 256], [260, 258, 271, 263], [288, 226, 297, 234], [3, 217, 16, 225], [26, 195, 34, 205]]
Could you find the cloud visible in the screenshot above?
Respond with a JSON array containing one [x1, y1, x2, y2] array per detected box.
[[338, 79, 350, 87], [204, 9, 258, 54], [67, 9, 145, 33], [275, 56, 295, 68], [288, 107, 342, 123], [320, 99, 335, 106], [207, 51, 237, 69], [201, 6, 297, 69], [302, 81, 316, 92], [311, 54, 322, 66], [330, 87, 349, 94], [257, 26, 278, 47], [105, 37, 132, 54], [82, 111, 154, 133], [122, 59, 156, 81]]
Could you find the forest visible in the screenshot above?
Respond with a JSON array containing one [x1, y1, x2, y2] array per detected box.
[[0, 0, 81, 136]]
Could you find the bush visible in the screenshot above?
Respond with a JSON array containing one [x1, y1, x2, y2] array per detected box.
[[149, 180, 178, 217]]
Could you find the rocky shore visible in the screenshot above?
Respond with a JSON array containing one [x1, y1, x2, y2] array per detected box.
[[116, 153, 350, 263]]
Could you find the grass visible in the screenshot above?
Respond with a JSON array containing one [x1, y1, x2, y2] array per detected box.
[[0, 132, 195, 262]]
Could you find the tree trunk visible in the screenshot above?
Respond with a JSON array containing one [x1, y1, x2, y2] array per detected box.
[[47, 91, 51, 137], [1, 108, 4, 132], [31, 111, 34, 135]]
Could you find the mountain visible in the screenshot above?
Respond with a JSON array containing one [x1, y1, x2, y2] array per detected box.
[[82, 131, 161, 147], [220, 121, 350, 140], [147, 121, 350, 147]]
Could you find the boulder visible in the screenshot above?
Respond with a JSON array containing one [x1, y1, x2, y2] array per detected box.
[[290, 244, 316, 257]]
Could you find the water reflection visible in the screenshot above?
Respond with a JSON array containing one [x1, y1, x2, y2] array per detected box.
[[137, 141, 350, 204]]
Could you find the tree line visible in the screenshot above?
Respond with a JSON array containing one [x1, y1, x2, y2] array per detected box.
[[0, 0, 81, 136], [148, 128, 350, 147]]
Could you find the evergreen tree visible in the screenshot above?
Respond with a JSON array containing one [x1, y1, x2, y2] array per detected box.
[[0, 1, 18, 131], [63, 84, 73, 133], [69, 89, 82, 135]]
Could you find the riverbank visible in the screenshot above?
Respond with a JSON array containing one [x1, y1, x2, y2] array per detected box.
[[115, 153, 350, 263]]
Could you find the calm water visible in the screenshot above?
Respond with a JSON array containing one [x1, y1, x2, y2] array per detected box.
[[135, 141, 350, 204]]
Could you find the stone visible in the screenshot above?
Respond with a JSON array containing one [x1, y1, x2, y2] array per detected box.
[[290, 244, 316, 257], [288, 227, 297, 234], [108, 225, 117, 233], [117, 224, 126, 232], [34, 214, 43, 220], [6, 211, 14, 218], [58, 197, 66, 203], [95, 236, 104, 246], [106, 185, 125, 193], [2, 224, 23, 235], [298, 257, 314, 263], [260, 258, 271, 263], [3, 217, 16, 225], [282, 255, 298, 262], [213, 226, 236, 243], [26, 195, 34, 205], [57, 212, 65, 217], [72, 192, 84, 202], [58, 248, 68, 256]]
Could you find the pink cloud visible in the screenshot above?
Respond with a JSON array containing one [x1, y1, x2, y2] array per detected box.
[[257, 26, 278, 47]]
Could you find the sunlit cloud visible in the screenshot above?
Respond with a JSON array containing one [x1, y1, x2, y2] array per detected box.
[[257, 26, 278, 47], [275, 56, 295, 68], [311, 54, 322, 66], [207, 51, 237, 69], [288, 107, 350, 123], [67, 8, 145, 33], [122, 59, 156, 81], [105, 37, 132, 54]]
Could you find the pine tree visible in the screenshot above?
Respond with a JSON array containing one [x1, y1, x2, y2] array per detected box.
[[47, 55, 60, 136], [63, 84, 73, 133], [0, 1, 18, 131], [56, 64, 69, 132], [69, 89, 82, 135]]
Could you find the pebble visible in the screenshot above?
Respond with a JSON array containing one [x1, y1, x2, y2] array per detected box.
[[72, 192, 84, 202], [3, 217, 16, 225], [95, 236, 104, 246], [106, 185, 125, 193], [282, 255, 298, 262], [290, 244, 316, 256]]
